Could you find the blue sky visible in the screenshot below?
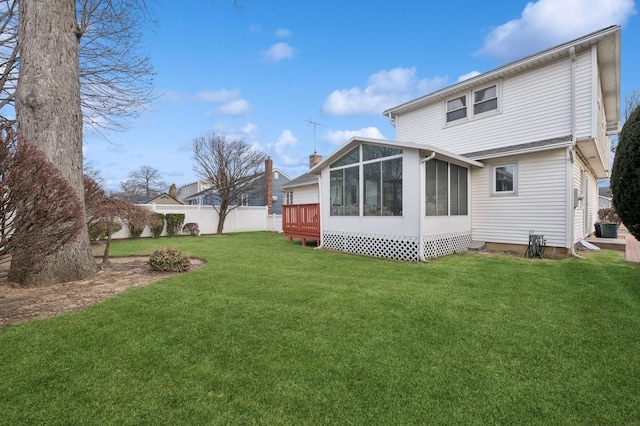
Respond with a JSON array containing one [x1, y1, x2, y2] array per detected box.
[[83, 0, 639, 192]]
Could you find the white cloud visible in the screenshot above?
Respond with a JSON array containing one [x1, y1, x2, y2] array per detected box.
[[324, 127, 385, 145], [215, 99, 251, 116], [263, 42, 296, 62], [271, 129, 298, 154], [458, 71, 481, 82], [195, 88, 241, 103], [275, 28, 292, 38], [476, 0, 636, 62], [323, 67, 448, 116]]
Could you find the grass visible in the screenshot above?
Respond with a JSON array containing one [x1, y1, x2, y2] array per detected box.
[[1, 232, 639, 425]]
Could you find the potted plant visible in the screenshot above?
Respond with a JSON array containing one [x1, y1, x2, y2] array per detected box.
[[596, 208, 621, 238]]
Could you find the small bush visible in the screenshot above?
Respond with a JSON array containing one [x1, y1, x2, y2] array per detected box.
[[598, 208, 621, 224], [151, 213, 165, 238], [183, 222, 200, 236], [128, 222, 144, 239], [166, 213, 185, 237], [149, 247, 191, 272]]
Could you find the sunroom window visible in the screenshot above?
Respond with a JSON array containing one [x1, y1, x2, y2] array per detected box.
[[330, 144, 403, 216], [425, 159, 468, 216]]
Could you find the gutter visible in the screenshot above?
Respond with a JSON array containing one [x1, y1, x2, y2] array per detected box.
[[568, 46, 585, 259]]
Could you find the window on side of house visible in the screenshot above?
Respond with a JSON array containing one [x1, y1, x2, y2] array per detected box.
[[285, 191, 293, 205], [241, 194, 249, 206], [493, 164, 516, 194], [446, 95, 467, 123], [426, 159, 469, 216], [473, 84, 498, 115]]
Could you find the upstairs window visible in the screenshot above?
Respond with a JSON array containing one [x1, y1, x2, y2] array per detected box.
[[473, 85, 498, 115], [446, 95, 467, 123]]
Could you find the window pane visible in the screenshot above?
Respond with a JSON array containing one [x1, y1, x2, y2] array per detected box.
[[474, 85, 496, 103], [436, 160, 448, 216], [495, 165, 514, 192], [447, 96, 466, 111], [450, 164, 468, 215], [382, 158, 402, 216], [330, 170, 344, 215], [425, 160, 436, 216], [426, 159, 448, 216], [330, 146, 360, 168], [364, 163, 381, 216], [362, 144, 402, 161], [447, 108, 467, 122], [474, 98, 498, 114], [344, 166, 359, 216]]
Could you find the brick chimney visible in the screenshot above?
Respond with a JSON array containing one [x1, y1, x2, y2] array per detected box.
[[265, 157, 273, 214], [309, 152, 323, 170]]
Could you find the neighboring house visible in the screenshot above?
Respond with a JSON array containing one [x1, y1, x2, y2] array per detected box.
[[118, 192, 183, 205], [306, 26, 620, 261], [598, 186, 612, 209], [183, 158, 291, 215], [177, 180, 213, 203]]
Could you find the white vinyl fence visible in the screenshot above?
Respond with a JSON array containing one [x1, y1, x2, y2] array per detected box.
[[111, 204, 283, 239]]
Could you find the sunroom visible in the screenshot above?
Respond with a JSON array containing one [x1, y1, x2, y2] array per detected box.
[[311, 137, 484, 261]]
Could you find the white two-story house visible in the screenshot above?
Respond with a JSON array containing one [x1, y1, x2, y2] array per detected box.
[[309, 26, 620, 261]]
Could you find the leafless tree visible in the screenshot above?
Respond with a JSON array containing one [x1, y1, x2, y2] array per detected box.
[[121, 165, 166, 196], [0, 0, 155, 130], [0, 125, 86, 286], [193, 133, 267, 234], [85, 174, 161, 265]]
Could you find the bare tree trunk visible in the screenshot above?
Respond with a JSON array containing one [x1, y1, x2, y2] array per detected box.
[[11, 0, 97, 285]]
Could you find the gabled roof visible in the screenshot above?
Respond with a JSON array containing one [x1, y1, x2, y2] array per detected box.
[[310, 137, 484, 174], [383, 25, 621, 128], [282, 172, 318, 189]]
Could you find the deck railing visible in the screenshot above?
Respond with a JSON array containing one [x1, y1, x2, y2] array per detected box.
[[282, 203, 320, 237]]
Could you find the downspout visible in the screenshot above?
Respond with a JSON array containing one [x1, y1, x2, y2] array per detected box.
[[418, 151, 437, 261], [387, 112, 397, 128], [568, 46, 585, 259], [314, 173, 323, 249]]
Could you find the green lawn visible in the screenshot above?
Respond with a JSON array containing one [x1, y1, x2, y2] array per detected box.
[[1, 232, 639, 425]]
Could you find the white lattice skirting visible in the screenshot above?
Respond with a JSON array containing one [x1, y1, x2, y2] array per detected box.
[[322, 230, 472, 261], [422, 231, 472, 259], [322, 231, 420, 261]]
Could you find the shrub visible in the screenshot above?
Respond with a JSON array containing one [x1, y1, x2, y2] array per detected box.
[[182, 222, 200, 236], [149, 247, 191, 272], [165, 213, 185, 237], [597, 208, 621, 224], [611, 104, 640, 239], [151, 213, 165, 238], [128, 222, 144, 239]]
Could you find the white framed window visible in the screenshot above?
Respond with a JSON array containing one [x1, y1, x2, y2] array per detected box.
[[425, 159, 468, 216], [493, 163, 517, 195], [285, 191, 293, 205], [473, 84, 498, 115], [274, 171, 279, 179], [241, 194, 249, 206], [446, 95, 467, 123]]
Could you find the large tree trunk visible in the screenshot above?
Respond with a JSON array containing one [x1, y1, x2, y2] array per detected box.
[[11, 0, 97, 285]]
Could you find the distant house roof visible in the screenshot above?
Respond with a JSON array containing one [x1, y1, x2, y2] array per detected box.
[[118, 193, 182, 205], [599, 186, 612, 198], [282, 173, 318, 189]]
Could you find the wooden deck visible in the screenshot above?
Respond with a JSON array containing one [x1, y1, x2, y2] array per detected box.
[[282, 203, 320, 247], [625, 233, 640, 263]]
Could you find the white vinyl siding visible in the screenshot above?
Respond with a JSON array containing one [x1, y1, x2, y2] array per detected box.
[[471, 149, 568, 248], [572, 157, 598, 241], [396, 56, 585, 155], [288, 184, 319, 205], [574, 47, 594, 141]]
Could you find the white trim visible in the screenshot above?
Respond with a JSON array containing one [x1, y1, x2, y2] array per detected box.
[[492, 163, 518, 195]]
